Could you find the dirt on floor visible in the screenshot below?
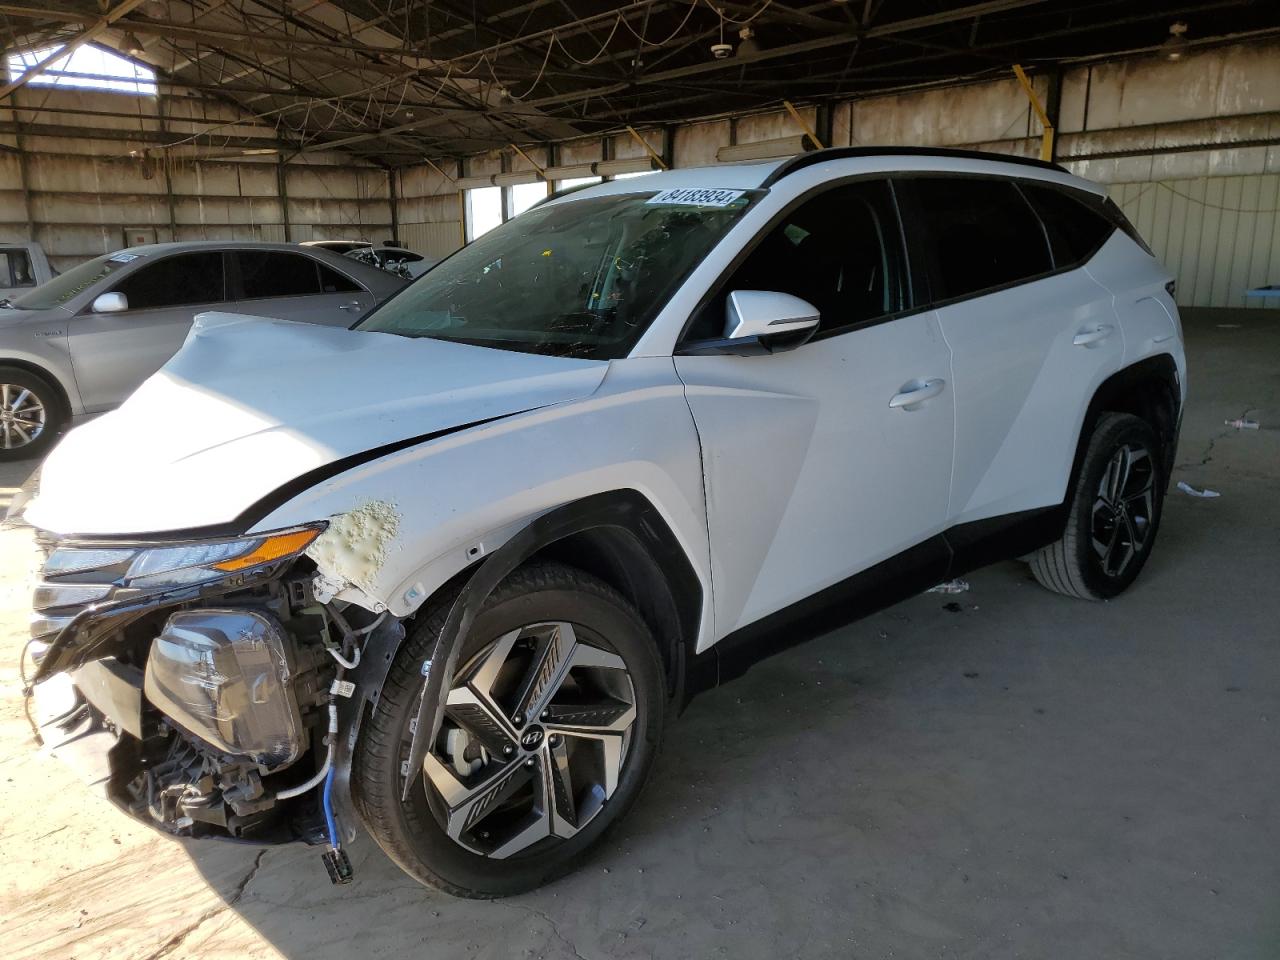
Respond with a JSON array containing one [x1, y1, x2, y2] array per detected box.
[[2, 308, 1279, 960]]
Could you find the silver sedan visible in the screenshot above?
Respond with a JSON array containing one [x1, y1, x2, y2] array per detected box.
[[0, 240, 406, 460]]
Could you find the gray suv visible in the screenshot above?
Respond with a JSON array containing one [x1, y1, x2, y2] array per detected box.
[[0, 241, 405, 460]]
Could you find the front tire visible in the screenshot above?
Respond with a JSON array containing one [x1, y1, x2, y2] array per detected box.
[[353, 562, 665, 897], [1030, 412, 1165, 600], [0, 366, 65, 462]]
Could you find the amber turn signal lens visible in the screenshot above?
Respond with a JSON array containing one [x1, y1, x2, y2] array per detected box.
[[211, 529, 321, 572]]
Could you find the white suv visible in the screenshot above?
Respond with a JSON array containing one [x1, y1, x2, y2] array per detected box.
[[20, 148, 1184, 898]]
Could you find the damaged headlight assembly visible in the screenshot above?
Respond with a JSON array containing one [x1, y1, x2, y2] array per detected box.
[[47, 525, 322, 588], [29, 521, 367, 881], [31, 525, 326, 681]]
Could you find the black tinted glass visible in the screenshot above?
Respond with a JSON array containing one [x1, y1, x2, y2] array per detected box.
[[687, 179, 905, 341], [1022, 183, 1114, 266], [238, 251, 322, 298], [319, 263, 361, 293], [114, 252, 224, 309], [906, 177, 1052, 301]]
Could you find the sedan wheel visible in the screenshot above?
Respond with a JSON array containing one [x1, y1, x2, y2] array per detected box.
[[0, 367, 64, 462], [0, 382, 46, 452]]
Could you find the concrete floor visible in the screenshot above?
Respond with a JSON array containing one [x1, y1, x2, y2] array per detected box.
[[2, 308, 1278, 960]]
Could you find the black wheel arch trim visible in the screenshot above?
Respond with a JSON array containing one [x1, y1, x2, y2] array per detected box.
[[332, 489, 703, 815], [1070, 353, 1181, 497]]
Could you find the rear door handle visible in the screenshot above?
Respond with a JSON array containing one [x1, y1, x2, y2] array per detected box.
[[339, 300, 363, 312], [889, 378, 946, 409], [1073, 324, 1114, 347]]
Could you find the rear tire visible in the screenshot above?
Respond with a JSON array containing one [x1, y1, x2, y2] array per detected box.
[[1030, 412, 1165, 600], [353, 561, 665, 897], [0, 365, 65, 462]]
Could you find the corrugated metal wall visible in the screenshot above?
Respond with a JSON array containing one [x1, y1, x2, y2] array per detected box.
[[1112, 175, 1280, 308]]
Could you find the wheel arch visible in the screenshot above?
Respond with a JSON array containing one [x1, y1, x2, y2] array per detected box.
[[333, 488, 707, 834], [528, 499, 702, 704], [1074, 354, 1181, 492], [346, 489, 705, 772], [0, 357, 76, 420]]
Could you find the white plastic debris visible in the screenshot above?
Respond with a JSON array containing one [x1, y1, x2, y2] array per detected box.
[[1177, 481, 1221, 499], [927, 578, 971, 594], [1224, 418, 1260, 430]]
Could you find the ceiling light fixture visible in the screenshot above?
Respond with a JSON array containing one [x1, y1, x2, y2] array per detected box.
[[737, 26, 759, 58], [122, 31, 146, 57], [711, 8, 733, 59], [1162, 21, 1189, 61]]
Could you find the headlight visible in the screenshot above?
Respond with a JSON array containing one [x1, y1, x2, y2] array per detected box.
[[125, 527, 322, 588], [32, 525, 325, 645], [41, 526, 324, 592], [144, 608, 306, 771]]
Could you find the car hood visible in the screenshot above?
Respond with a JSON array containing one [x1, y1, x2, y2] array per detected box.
[[0, 305, 51, 326], [26, 313, 609, 535]]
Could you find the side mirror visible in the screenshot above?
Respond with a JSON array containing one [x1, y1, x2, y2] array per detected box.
[[682, 290, 819, 356], [725, 290, 819, 341], [91, 292, 128, 313]]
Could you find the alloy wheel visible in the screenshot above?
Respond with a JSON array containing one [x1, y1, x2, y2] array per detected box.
[[1091, 442, 1156, 578], [423, 621, 638, 859], [0, 383, 46, 451]]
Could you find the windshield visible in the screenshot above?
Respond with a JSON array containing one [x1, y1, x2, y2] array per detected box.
[[356, 189, 758, 359], [10, 252, 137, 310]]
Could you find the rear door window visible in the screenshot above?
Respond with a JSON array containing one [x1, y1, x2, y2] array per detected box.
[[236, 251, 324, 299], [1021, 183, 1115, 267], [112, 252, 225, 310], [899, 177, 1053, 303]]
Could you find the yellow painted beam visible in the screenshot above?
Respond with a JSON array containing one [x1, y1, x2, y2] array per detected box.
[[1012, 63, 1055, 162], [783, 100, 825, 150], [625, 126, 669, 170], [509, 143, 547, 178]]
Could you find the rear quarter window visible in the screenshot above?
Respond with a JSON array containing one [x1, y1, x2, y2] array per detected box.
[[1020, 183, 1116, 267], [899, 176, 1053, 303]]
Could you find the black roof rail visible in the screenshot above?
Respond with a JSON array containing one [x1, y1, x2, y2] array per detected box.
[[760, 145, 1066, 186]]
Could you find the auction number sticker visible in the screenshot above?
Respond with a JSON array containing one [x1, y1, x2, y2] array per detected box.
[[646, 187, 745, 207]]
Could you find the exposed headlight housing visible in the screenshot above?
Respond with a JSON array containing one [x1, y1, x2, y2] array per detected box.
[[144, 608, 306, 771]]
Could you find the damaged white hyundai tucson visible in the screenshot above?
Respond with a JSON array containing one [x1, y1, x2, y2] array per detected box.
[[17, 148, 1185, 898]]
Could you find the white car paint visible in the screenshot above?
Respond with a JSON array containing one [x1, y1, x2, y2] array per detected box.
[[24, 153, 1186, 659], [676, 310, 954, 635], [29, 314, 609, 534]]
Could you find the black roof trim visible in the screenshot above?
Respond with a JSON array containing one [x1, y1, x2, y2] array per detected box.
[[761, 146, 1066, 187]]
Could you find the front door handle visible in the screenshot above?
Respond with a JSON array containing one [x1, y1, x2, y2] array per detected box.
[[889, 378, 946, 410], [1072, 324, 1114, 347], [339, 300, 363, 312]]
